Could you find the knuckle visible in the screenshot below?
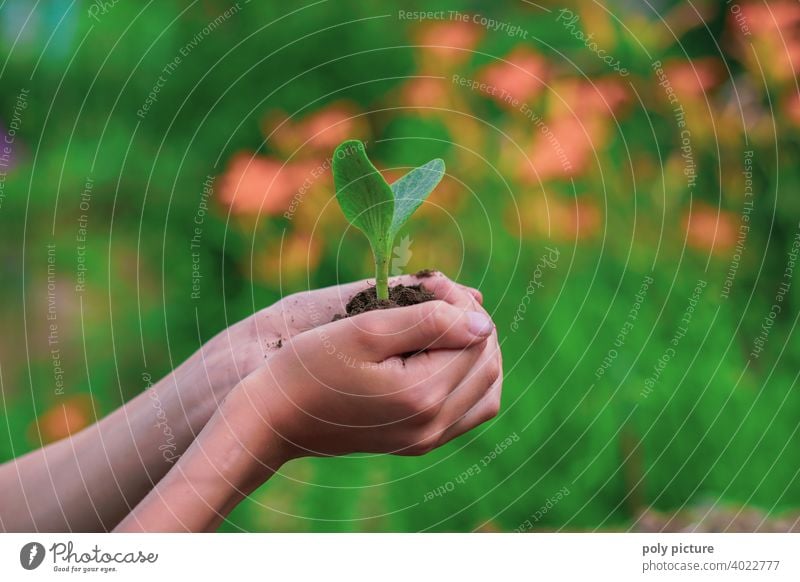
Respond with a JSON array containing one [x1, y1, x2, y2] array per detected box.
[[351, 316, 388, 349], [359, 315, 390, 338], [412, 351, 438, 380], [402, 387, 441, 421], [481, 391, 502, 423], [405, 431, 440, 456], [484, 358, 502, 386], [487, 391, 502, 417], [416, 301, 451, 339]]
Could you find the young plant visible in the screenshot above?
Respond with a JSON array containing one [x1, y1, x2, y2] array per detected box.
[[332, 139, 445, 301]]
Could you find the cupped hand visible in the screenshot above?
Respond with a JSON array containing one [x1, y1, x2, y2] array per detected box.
[[115, 279, 501, 532], [227, 296, 502, 461], [195, 271, 485, 399]]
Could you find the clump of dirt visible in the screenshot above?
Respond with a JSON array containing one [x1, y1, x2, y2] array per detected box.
[[334, 283, 434, 320]]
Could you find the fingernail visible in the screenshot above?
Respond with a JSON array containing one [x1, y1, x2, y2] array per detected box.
[[467, 311, 494, 337]]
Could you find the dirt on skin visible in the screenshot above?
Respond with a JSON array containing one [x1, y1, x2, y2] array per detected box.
[[334, 283, 435, 319]]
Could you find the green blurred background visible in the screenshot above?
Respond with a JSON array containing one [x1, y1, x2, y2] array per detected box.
[[1, 0, 799, 531]]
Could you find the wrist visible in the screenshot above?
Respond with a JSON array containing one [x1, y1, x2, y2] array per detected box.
[[171, 304, 284, 432], [116, 375, 291, 533], [216, 374, 296, 482], [173, 387, 292, 510]]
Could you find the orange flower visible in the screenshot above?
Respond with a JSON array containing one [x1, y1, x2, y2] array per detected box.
[[219, 153, 319, 216], [732, 1, 800, 85], [29, 395, 94, 445], [511, 77, 628, 184], [663, 58, 725, 100], [478, 47, 548, 106], [263, 101, 368, 157], [580, 77, 631, 118], [399, 77, 453, 112], [683, 202, 737, 254], [738, 0, 800, 36], [299, 104, 367, 153], [519, 115, 604, 183], [416, 20, 482, 70]]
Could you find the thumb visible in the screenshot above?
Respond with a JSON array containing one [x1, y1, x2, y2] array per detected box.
[[340, 300, 495, 360]]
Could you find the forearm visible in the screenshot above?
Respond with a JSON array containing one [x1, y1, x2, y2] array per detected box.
[[114, 382, 288, 532], [0, 336, 264, 532]]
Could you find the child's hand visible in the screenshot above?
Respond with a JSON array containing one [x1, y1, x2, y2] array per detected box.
[[227, 298, 501, 461], [267, 270, 484, 337], [114, 287, 500, 532], [195, 272, 484, 400]]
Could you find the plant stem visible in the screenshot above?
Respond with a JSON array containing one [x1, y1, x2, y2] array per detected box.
[[375, 250, 390, 301]]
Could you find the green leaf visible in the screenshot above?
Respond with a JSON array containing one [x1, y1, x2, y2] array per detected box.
[[389, 158, 445, 239], [332, 140, 445, 301], [332, 140, 394, 256]]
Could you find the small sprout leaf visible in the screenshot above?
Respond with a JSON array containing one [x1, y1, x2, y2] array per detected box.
[[389, 158, 445, 239], [332, 140, 394, 254], [332, 139, 445, 301]]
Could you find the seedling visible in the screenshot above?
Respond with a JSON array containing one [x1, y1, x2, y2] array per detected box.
[[333, 139, 444, 301]]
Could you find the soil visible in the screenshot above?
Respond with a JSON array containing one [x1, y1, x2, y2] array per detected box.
[[264, 337, 284, 356], [334, 283, 435, 319], [414, 268, 437, 278]]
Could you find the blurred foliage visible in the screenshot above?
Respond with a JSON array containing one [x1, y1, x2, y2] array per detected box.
[[1, 0, 799, 531]]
